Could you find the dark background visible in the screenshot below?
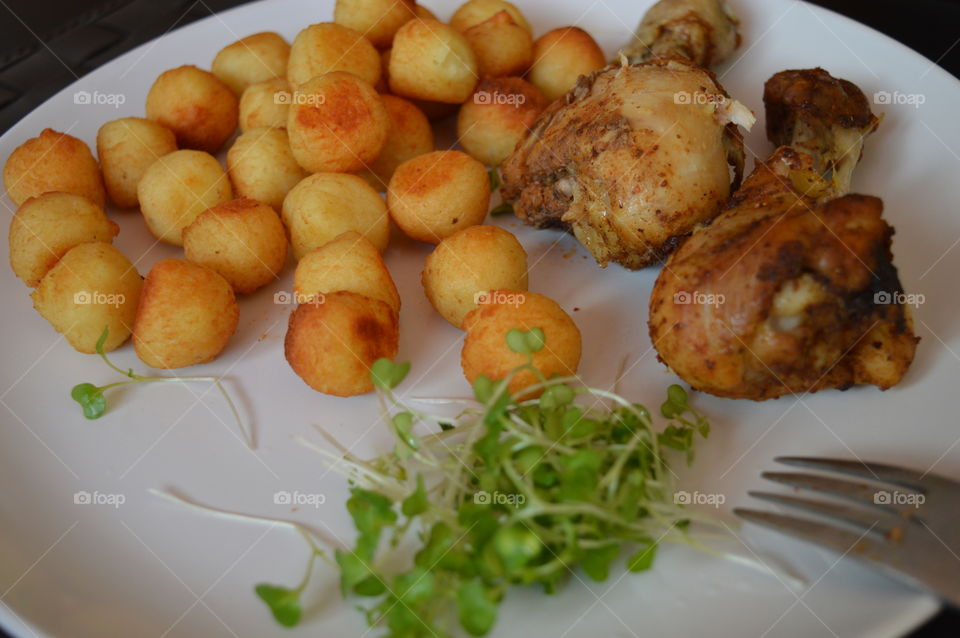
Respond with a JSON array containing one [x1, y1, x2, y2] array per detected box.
[[0, 0, 958, 635]]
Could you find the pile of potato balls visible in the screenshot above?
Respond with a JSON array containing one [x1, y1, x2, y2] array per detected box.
[[3, 0, 602, 397]]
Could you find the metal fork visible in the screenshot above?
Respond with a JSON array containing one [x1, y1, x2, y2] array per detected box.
[[735, 457, 960, 608]]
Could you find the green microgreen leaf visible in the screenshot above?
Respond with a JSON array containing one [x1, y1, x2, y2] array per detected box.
[[371, 358, 411, 391], [490, 202, 514, 217], [401, 475, 428, 517], [457, 579, 498, 636], [627, 543, 658, 572], [71, 383, 106, 419], [255, 583, 302, 627], [488, 169, 500, 191]]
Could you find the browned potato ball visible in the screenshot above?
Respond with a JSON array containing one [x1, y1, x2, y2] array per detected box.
[[461, 290, 581, 396], [97, 117, 178, 208], [414, 4, 438, 20], [3, 129, 105, 207], [9, 192, 119, 287], [183, 198, 287, 294], [137, 150, 232, 246], [226, 127, 306, 210], [457, 77, 547, 166], [450, 0, 531, 33], [145, 65, 238, 153], [422, 225, 528, 327], [529, 27, 606, 101], [357, 95, 433, 190], [239, 77, 292, 131], [294, 231, 400, 312], [31, 242, 142, 353], [287, 72, 389, 173], [287, 23, 380, 87], [463, 10, 532, 77], [282, 172, 389, 259], [133, 259, 239, 369], [389, 19, 478, 104], [212, 32, 290, 95], [387, 150, 490, 243], [333, 0, 416, 48], [284, 290, 399, 397]]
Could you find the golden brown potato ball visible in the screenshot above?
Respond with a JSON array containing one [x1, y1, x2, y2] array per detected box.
[[31, 242, 142, 354], [212, 32, 290, 96], [387, 150, 489, 243], [389, 19, 478, 104], [284, 290, 399, 397], [3, 129, 105, 207], [357, 95, 433, 190], [133, 259, 239, 369], [333, 0, 416, 48], [282, 172, 389, 259], [287, 23, 380, 87], [137, 150, 232, 246], [463, 11, 532, 77], [238, 77, 292, 131], [9, 192, 119, 287], [414, 4, 438, 20], [422, 225, 528, 327], [286, 72, 389, 174], [145, 65, 239, 153], [294, 231, 400, 312], [529, 27, 606, 101], [97, 117, 177, 208], [450, 0, 531, 33], [183, 198, 287, 294], [461, 290, 581, 396], [226, 127, 306, 210], [457, 77, 547, 166]]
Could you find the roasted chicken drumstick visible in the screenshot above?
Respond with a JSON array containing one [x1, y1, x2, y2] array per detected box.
[[648, 69, 918, 400], [500, 0, 753, 269]]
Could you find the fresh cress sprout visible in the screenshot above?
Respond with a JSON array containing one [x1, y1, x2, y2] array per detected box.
[[71, 327, 250, 447], [490, 202, 514, 217], [487, 168, 500, 192], [254, 327, 718, 636]]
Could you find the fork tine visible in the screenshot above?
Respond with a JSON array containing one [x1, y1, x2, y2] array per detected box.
[[747, 491, 897, 537], [761, 471, 892, 509], [734, 508, 885, 559], [775, 457, 926, 491]]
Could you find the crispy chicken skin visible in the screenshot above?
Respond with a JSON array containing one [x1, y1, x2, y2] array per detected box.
[[649, 70, 918, 400], [500, 58, 752, 269], [500, 0, 752, 270]]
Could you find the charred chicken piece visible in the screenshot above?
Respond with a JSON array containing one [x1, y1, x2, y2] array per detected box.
[[649, 70, 917, 400], [500, 0, 753, 270], [621, 0, 740, 67]]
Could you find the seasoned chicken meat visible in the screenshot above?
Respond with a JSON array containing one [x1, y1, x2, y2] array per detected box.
[[622, 0, 740, 67], [500, 0, 753, 269], [649, 69, 918, 400]]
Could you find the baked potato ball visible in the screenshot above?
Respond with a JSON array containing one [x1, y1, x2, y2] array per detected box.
[[183, 198, 287, 294], [529, 27, 606, 101], [238, 77, 292, 131], [212, 32, 290, 96], [463, 10, 532, 77], [96, 117, 178, 208], [389, 19, 478, 104], [294, 231, 400, 312], [226, 127, 306, 210], [31, 242, 142, 353], [137, 149, 232, 246], [333, 0, 416, 48], [357, 95, 433, 190], [422, 225, 528, 327], [133, 259, 239, 369], [145, 65, 239, 153], [284, 290, 399, 397], [287, 23, 380, 87], [282, 172, 389, 259], [461, 290, 581, 396], [387, 150, 489, 243], [286, 72, 389, 174], [9, 192, 119, 287], [450, 0, 531, 33], [457, 77, 547, 166], [3, 129, 105, 207]]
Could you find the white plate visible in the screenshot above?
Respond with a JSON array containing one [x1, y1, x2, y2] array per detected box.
[[1, 0, 958, 636]]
